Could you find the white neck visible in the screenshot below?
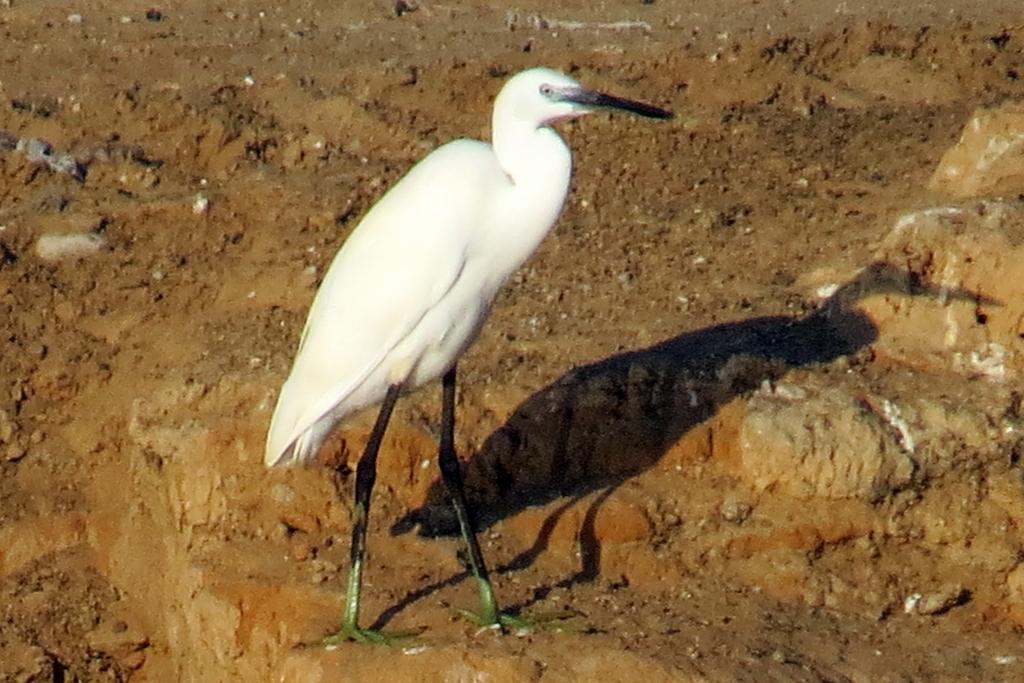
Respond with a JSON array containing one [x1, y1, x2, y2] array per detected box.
[[488, 114, 573, 280], [493, 115, 571, 189]]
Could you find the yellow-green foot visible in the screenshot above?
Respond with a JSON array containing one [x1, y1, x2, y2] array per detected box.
[[321, 624, 419, 647], [455, 607, 575, 635]]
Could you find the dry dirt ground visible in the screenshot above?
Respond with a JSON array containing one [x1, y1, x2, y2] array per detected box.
[[3, 0, 1024, 681]]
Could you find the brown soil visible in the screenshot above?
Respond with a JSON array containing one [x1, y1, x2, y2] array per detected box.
[[3, 1, 1024, 681]]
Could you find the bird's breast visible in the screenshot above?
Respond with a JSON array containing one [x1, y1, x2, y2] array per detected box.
[[402, 281, 494, 389]]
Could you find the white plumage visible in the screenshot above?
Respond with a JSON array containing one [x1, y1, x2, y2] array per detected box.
[[265, 67, 671, 467], [263, 65, 672, 641]]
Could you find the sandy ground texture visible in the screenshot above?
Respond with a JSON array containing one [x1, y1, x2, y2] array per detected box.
[[3, 0, 1024, 681]]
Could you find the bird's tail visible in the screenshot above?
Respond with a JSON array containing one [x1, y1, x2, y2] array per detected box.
[[264, 376, 323, 467]]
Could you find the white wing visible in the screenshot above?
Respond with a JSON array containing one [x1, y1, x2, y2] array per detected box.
[[265, 139, 507, 466]]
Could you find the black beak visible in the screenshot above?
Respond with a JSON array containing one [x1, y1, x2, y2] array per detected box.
[[567, 87, 673, 119]]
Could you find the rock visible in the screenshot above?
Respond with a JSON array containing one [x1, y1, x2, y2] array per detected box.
[[1006, 563, 1024, 601], [905, 584, 969, 616], [278, 635, 691, 683], [722, 366, 1014, 503], [0, 644, 56, 682], [4, 442, 26, 462], [732, 380, 914, 500], [15, 136, 85, 180], [35, 232, 106, 261], [857, 202, 1024, 381], [930, 103, 1024, 198], [0, 409, 13, 442], [719, 498, 752, 524], [592, 495, 654, 544], [280, 646, 543, 683], [85, 610, 149, 669]]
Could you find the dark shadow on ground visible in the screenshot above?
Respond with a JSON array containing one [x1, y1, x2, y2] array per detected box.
[[373, 261, 991, 627]]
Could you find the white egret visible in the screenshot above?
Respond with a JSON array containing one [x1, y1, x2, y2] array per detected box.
[[265, 66, 672, 643]]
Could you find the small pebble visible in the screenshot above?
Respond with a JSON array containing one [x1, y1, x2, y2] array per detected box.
[[290, 538, 312, 561], [815, 283, 840, 300], [905, 585, 968, 616], [49, 153, 84, 181], [35, 233, 106, 261], [917, 585, 968, 615], [720, 499, 752, 524], [270, 483, 295, 504], [4, 443, 26, 462], [16, 137, 85, 180], [20, 137, 53, 163]]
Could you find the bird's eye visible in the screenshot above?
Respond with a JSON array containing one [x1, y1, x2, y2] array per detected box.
[[539, 84, 554, 97]]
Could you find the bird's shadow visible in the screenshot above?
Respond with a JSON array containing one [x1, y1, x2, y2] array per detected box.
[[372, 261, 992, 629]]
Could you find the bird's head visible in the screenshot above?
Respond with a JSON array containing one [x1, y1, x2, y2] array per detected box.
[[494, 67, 673, 129]]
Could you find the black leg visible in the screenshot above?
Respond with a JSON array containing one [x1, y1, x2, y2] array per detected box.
[[437, 365, 501, 625], [327, 383, 402, 643]]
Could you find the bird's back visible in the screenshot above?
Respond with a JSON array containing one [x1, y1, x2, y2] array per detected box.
[[265, 139, 508, 466]]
